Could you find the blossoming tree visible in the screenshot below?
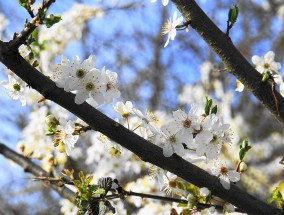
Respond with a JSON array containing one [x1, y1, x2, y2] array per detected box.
[[0, 0, 284, 214]]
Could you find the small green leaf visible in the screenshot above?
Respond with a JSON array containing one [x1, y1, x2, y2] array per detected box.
[[44, 15, 62, 28], [239, 139, 251, 160], [205, 97, 212, 116], [211, 105, 218, 114], [228, 5, 239, 24], [262, 71, 273, 82], [177, 202, 188, 207], [94, 188, 106, 195], [86, 175, 93, 185], [239, 148, 245, 160], [79, 171, 85, 183], [74, 180, 81, 188]]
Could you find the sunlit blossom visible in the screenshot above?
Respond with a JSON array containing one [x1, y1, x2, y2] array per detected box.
[[210, 160, 240, 189], [161, 11, 183, 47], [252, 51, 281, 74]]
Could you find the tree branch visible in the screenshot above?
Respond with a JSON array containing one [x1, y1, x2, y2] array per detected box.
[[0, 143, 76, 203], [171, 0, 284, 125], [8, 0, 56, 51], [0, 41, 280, 214]]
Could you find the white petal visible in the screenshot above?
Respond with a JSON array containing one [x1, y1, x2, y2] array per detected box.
[[163, 145, 173, 157], [251, 55, 262, 65], [220, 176, 230, 189], [264, 51, 275, 63], [228, 170, 240, 182], [173, 143, 185, 157], [195, 130, 213, 144], [75, 92, 88, 104]]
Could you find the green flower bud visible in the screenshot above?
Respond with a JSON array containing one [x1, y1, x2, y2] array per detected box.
[[45, 115, 59, 128], [57, 142, 66, 153], [228, 5, 239, 24], [108, 146, 121, 158]]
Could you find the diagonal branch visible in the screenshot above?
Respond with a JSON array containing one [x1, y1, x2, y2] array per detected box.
[[171, 0, 284, 125], [0, 41, 280, 215], [0, 143, 76, 203]]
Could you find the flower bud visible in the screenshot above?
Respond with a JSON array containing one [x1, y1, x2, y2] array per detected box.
[[239, 161, 247, 173], [45, 115, 59, 128], [17, 142, 25, 152], [57, 142, 66, 153], [187, 193, 197, 208], [200, 187, 210, 197], [108, 147, 121, 158], [223, 203, 235, 213]]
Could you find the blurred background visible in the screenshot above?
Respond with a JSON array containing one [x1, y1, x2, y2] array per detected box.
[[0, 0, 284, 214]]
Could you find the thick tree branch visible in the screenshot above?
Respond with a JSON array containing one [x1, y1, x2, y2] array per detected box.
[[0, 41, 280, 215], [171, 0, 284, 125], [0, 143, 76, 203]]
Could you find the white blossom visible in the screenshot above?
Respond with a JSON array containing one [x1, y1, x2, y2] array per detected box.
[[113, 101, 133, 118], [55, 55, 96, 91], [56, 118, 79, 156], [102, 67, 121, 103], [133, 108, 159, 133], [210, 161, 240, 189], [252, 51, 281, 74], [171, 106, 201, 148], [195, 114, 231, 160], [74, 69, 106, 105], [1, 75, 26, 106], [156, 124, 190, 157], [161, 11, 183, 47]]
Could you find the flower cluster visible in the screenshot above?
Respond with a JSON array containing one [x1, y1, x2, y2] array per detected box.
[[54, 55, 120, 105], [154, 105, 232, 161], [112, 100, 239, 190]]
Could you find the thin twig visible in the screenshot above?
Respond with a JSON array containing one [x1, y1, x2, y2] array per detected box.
[[8, 0, 56, 51]]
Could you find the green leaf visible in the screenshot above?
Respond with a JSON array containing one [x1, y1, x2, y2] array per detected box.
[[94, 188, 106, 195], [211, 105, 218, 114], [239, 148, 245, 160], [79, 171, 85, 183], [205, 97, 212, 116], [177, 202, 188, 207], [262, 71, 273, 82], [239, 139, 251, 160], [86, 175, 93, 185], [44, 15, 62, 28], [228, 5, 239, 24]]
